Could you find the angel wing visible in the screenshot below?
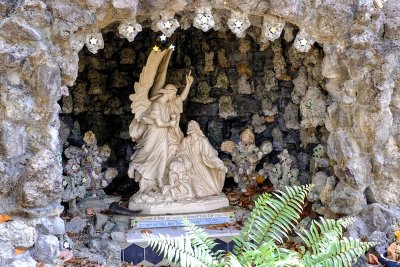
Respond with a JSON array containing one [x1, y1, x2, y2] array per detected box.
[[149, 48, 173, 98], [129, 48, 172, 121]]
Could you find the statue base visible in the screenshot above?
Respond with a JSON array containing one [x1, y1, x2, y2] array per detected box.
[[128, 193, 229, 215]]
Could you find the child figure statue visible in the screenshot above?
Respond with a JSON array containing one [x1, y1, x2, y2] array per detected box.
[[162, 157, 195, 201]]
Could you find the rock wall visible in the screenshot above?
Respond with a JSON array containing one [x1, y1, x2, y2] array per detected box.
[[0, 0, 399, 264]]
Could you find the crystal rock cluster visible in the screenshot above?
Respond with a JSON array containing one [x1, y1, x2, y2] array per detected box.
[[62, 131, 117, 213], [259, 149, 300, 191], [221, 129, 272, 191], [193, 7, 215, 32], [118, 21, 142, 42]]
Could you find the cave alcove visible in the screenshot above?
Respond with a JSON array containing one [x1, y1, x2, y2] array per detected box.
[[59, 23, 328, 203]]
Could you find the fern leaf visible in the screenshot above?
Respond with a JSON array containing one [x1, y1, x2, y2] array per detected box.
[[234, 184, 313, 254], [226, 253, 244, 267], [236, 239, 302, 267], [143, 219, 227, 267], [143, 231, 217, 267], [301, 237, 377, 267], [233, 193, 272, 254], [181, 219, 224, 264], [297, 217, 355, 256]]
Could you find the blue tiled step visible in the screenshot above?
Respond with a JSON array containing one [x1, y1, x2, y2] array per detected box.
[[122, 226, 240, 266]]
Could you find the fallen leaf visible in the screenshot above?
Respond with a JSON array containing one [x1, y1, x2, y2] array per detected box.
[[226, 194, 239, 202], [276, 73, 292, 81], [15, 248, 27, 255], [387, 242, 397, 260], [256, 175, 265, 184], [86, 207, 95, 216], [0, 214, 12, 223], [265, 115, 275, 123], [140, 229, 152, 234], [368, 253, 380, 265], [395, 230, 400, 241], [262, 186, 275, 193], [59, 250, 73, 262], [245, 187, 257, 195]]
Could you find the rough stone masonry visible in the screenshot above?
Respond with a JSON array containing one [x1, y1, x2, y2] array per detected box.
[[0, 0, 399, 265]]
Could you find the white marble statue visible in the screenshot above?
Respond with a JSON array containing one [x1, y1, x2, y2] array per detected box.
[[174, 121, 227, 198], [162, 121, 227, 200], [128, 48, 193, 193], [128, 48, 229, 214]]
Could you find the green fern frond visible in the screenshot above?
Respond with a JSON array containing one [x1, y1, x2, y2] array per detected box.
[[182, 219, 224, 260], [225, 253, 244, 267], [234, 184, 313, 255], [301, 237, 377, 267], [143, 231, 220, 267], [233, 192, 273, 255], [297, 217, 355, 255], [237, 239, 302, 267], [143, 184, 371, 267]]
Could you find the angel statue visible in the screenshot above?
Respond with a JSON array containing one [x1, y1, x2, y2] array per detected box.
[[128, 47, 194, 194]]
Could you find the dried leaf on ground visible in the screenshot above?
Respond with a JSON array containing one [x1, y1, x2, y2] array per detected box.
[[387, 242, 397, 260], [206, 222, 241, 231], [86, 208, 95, 216], [60, 250, 74, 262], [368, 253, 380, 265], [256, 175, 265, 184], [395, 230, 400, 241], [15, 248, 27, 255], [224, 186, 275, 210], [63, 258, 102, 267], [265, 115, 275, 123], [0, 214, 12, 223]]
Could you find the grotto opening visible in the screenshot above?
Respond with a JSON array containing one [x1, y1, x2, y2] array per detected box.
[[0, 0, 399, 266], [60, 24, 328, 203]]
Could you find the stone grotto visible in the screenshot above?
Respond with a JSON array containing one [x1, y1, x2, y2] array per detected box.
[[0, 0, 399, 266]]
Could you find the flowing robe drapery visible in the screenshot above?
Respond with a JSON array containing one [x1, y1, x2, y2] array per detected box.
[[179, 135, 225, 197], [130, 96, 183, 191]]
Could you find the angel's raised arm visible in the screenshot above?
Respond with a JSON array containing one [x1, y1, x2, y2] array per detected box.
[[180, 70, 194, 101]]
